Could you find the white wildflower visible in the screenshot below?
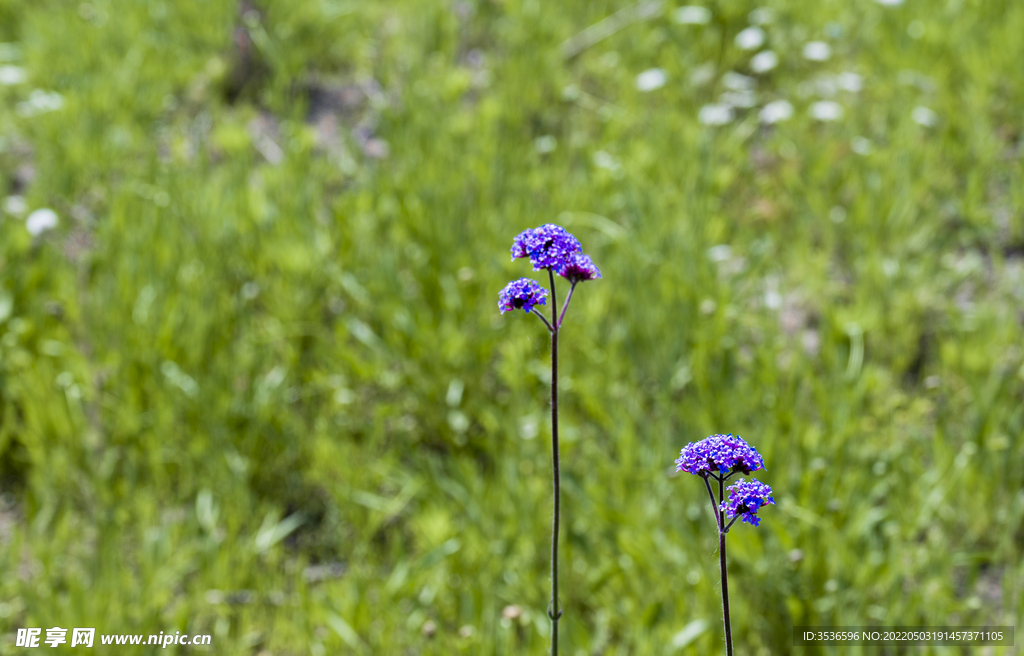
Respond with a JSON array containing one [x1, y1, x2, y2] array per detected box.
[[750, 50, 778, 73], [698, 104, 734, 126], [803, 41, 831, 61], [722, 71, 755, 91], [748, 7, 775, 25], [534, 135, 557, 153], [636, 68, 667, 92], [673, 6, 711, 25], [26, 208, 59, 236], [851, 136, 872, 155], [707, 245, 732, 262], [0, 65, 26, 85], [911, 106, 938, 127], [735, 27, 766, 51], [17, 89, 64, 116], [836, 72, 863, 92], [760, 100, 794, 124], [809, 101, 842, 121], [3, 195, 27, 216]]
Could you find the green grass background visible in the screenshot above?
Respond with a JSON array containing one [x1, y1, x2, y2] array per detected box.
[[1, 0, 1023, 653]]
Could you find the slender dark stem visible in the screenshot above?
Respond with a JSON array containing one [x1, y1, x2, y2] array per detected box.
[[723, 515, 741, 533], [532, 308, 555, 333], [703, 475, 722, 531], [548, 269, 561, 656], [719, 477, 734, 656], [557, 282, 577, 330]]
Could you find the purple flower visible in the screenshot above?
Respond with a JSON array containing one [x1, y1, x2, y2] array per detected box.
[[499, 278, 549, 314], [674, 433, 766, 476], [511, 229, 533, 259], [557, 252, 602, 283], [511, 224, 582, 271], [720, 478, 775, 526]]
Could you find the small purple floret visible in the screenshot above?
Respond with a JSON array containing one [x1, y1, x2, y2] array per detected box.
[[720, 478, 775, 526], [499, 278, 549, 314], [557, 252, 601, 283], [510, 224, 582, 271], [511, 229, 533, 259], [674, 433, 765, 476]]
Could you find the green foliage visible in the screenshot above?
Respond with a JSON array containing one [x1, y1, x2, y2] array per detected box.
[[1, 0, 1023, 653]]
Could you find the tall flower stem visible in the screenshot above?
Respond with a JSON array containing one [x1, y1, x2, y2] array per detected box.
[[676, 435, 773, 656], [548, 269, 562, 656], [702, 474, 733, 654], [718, 476, 734, 656]]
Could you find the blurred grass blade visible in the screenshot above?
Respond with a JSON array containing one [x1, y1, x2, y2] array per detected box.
[[254, 512, 305, 553], [327, 612, 365, 651], [670, 618, 708, 651], [417, 537, 461, 570], [561, 1, 664, 60]]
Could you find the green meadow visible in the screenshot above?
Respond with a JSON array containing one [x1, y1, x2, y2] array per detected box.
[[1, 0, 1023, 653]]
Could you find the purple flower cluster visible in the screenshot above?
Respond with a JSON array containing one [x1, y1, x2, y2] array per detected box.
[[720, 478, 775, 526], [674, 433, 765, 476], [498, 278, 549, 314], [557, 253, 602, 283], [511, 224, 583, 272]]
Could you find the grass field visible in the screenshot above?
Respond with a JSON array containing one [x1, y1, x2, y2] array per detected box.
[[1, 0, 1023, 653]]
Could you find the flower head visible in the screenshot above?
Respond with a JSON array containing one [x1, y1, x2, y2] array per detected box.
[[557, 252, 601, 283], [720, 478, 775, 526], [511, 224, 582, 271], [26, 208, 59, 236], [674, 433, 765, 476], [499, 278, 549, 314]]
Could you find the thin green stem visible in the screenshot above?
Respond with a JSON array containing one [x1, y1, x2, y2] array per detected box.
[[703, 474, 722, 531], [719, 477, 733, 656], [548, 268, 561, 656], [532, 308, 555, 332], [557, 282, 577, 330]]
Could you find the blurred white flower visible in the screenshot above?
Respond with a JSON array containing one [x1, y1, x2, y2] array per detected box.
[[760, 100, 794, 124], [750, 50, 778, 73], [875, 0, 904, 5], [592, 150, 624, 178], [689, 63, 715, 87], [17, 89, 64, 116], [707, 244, 732, 262], [698, 103, 734, 126], [748, 7, 775, 25], [721, 90, 757, 108], [0, 65, 26, 85], [722, 71, 755, 91], [803, 41, 831, 61], [809, 101, 843, 121], [836, 72, 863, 92], [673, 6, 712, 25], [851, 136, 872, 155], [911, 106, 938, 127], [534, 135, 557, 153], [735, 27, 766, 51], [26, 208, 59, 236], [636, 68, 667, 92], [3, 195, 27, 216]]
